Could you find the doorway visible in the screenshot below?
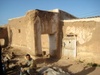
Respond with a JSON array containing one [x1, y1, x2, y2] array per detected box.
[[62, 34, 77, 58], [41, 34, 50, 55], [41, 34, 57, 56]]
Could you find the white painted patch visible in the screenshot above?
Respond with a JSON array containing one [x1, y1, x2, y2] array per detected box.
[[65, 26, 94, 44]]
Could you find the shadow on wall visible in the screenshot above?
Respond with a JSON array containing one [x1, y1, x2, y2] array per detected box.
[[57, 21, 64, 58], [0, 27, 9, 48]]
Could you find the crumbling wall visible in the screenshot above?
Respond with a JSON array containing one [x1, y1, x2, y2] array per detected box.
[[7, 9, 60, 57], [63, 20, 100, 63], [59, 10, 77, 20], [5, 9, 77, 58], [8, 15, 35, 55], [30, 10, 60, 57], [50, 9, 77, 20]]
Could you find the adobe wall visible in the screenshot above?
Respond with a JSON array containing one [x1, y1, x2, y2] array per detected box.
[[4, 9, 77, 57], [7, 10, 61, 57], [31, 10, 60, 57], [7, 13, 36, 55], [62, 18, 100, 63]]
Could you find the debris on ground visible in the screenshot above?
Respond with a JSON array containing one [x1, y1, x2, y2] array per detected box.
[[37, 66, 70, 75]]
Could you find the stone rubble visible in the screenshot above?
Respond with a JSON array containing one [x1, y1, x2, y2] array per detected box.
[[38, 66, 70, 75]]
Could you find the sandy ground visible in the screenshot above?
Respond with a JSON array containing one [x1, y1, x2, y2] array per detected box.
[[2, 47, 100, 75]]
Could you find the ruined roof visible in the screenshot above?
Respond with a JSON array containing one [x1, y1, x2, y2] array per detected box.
[[50, 9, 77, 19], [8, 9, 77, 22], [49, 9, 60, 13]]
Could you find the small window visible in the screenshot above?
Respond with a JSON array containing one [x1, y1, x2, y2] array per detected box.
[[67, 35, 74, 37], [18, 29, 21, 33]]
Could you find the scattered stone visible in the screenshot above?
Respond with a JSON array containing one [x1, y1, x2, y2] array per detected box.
[[37, 66, 70, 75]]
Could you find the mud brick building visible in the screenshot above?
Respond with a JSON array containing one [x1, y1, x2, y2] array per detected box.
[[0, 9, 100, 63]]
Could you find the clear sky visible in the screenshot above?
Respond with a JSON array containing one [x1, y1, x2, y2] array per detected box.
[[0, 0, 100, 25]]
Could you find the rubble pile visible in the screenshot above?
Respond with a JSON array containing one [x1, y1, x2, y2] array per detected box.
[[38, 66, 70, 75]]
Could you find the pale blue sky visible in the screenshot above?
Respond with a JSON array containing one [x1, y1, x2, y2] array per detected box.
[[0, 0, 100, 25]]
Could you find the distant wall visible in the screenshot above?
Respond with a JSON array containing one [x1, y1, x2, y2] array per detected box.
[[62, 19, 100, 63]]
